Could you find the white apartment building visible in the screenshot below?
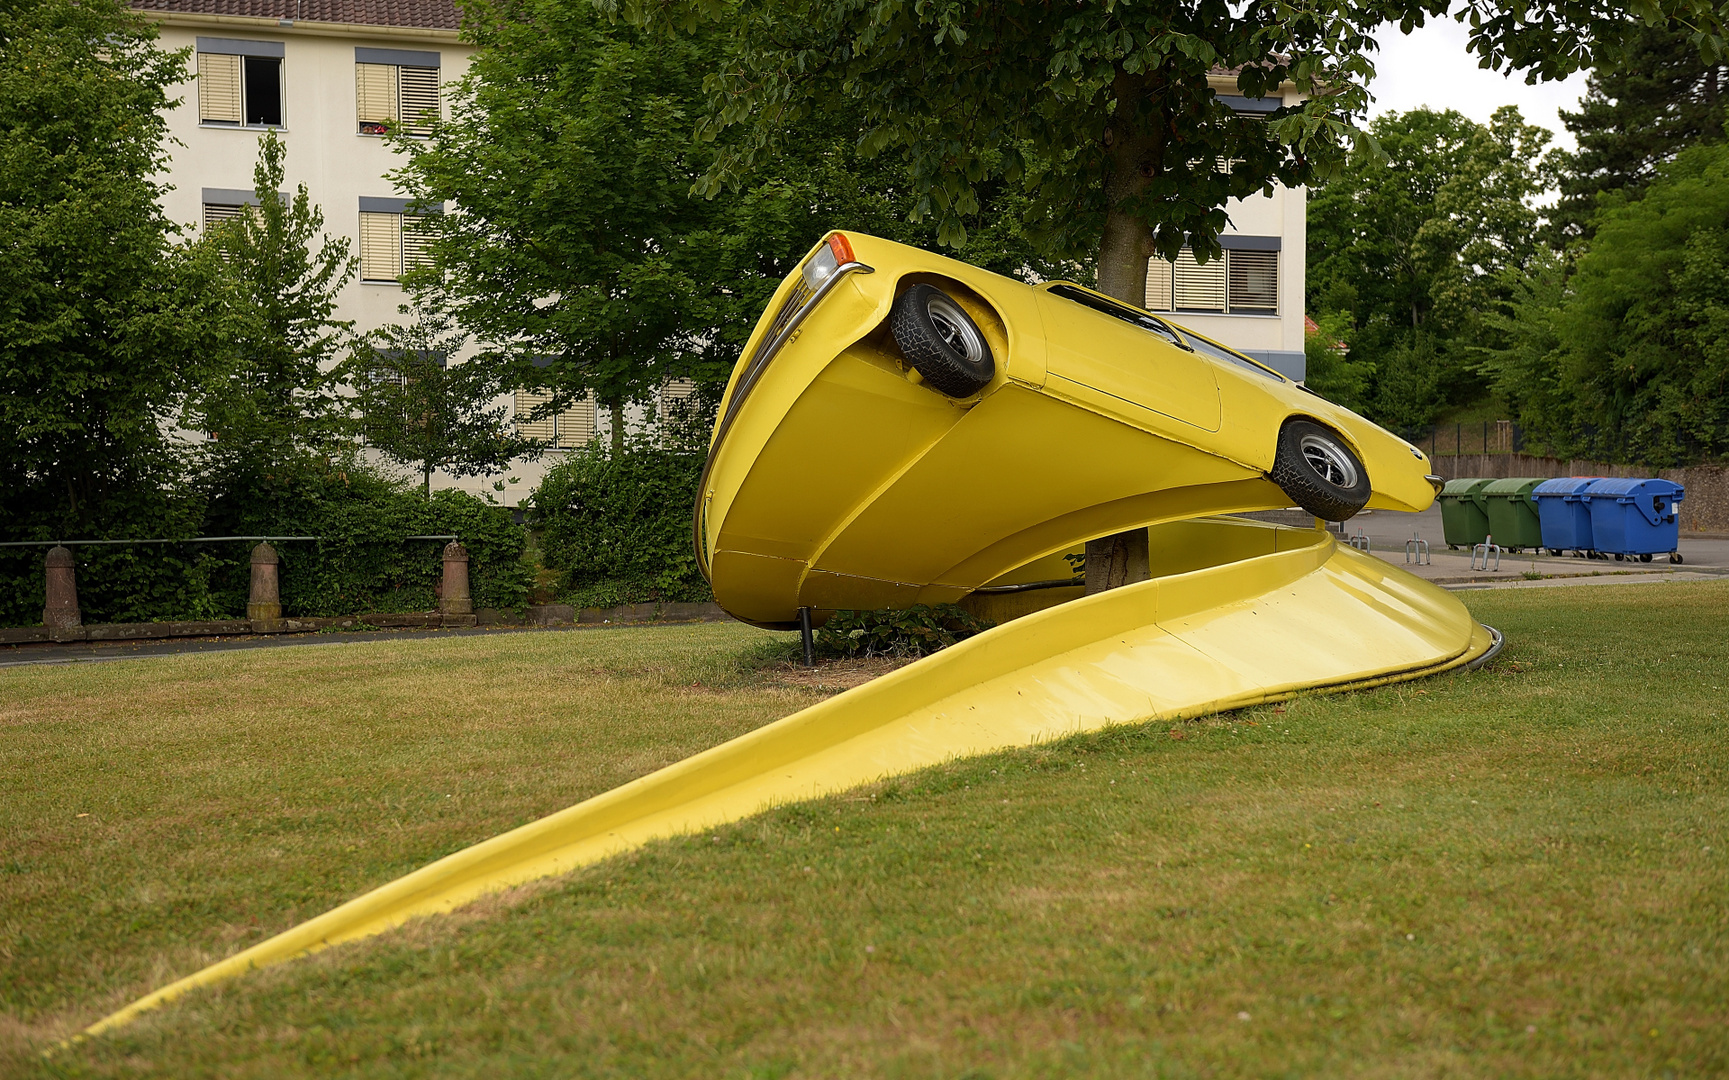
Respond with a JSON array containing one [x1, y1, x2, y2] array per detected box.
[[132, 6, 1307, 499]]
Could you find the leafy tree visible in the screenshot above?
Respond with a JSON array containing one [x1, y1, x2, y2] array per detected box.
[[187, 131, 356, 513], [671, 0, 1724, 309], [1302, 314, 1376, 413], [1549, 22, 1729, 245], [1489, 142, 1729, 464], [391, 0, 1056, 450], [1306, 107, 1552, 427], [0, 0, 217, 537], [342, 310, 541, 497]]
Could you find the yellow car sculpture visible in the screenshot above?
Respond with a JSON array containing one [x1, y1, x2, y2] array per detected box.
[[77, 233, 1492, 1044], [697, 231, 1443, 627]]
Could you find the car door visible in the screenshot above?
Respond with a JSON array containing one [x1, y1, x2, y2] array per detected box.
[[1036, 284, 1221, 433]]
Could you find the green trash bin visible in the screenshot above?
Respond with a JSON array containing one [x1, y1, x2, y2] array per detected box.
[[1439, 478, 1492, 549], [1482, 477, 1546, 553]]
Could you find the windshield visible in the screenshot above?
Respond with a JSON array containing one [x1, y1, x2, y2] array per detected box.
[[1178, 330, 1287, 382]]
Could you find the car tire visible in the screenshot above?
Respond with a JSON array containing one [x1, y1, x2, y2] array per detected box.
[[1268, 420, 1372, 522], [891, 284, 995, 397]]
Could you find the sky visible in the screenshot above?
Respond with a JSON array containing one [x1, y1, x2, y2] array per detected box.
[[1367, 18, 1594, 149]]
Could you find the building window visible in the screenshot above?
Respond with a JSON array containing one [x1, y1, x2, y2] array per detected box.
[[196, 38, 284, 127], [356, 47, 441, 136], [514, 391, 595, 449], [358, 197, 441, 283], [1145, 238, 1280, 315], [200, 187, 287, 232]]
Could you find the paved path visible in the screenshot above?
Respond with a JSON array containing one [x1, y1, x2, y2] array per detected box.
[[1346, 505, 1729, 585]]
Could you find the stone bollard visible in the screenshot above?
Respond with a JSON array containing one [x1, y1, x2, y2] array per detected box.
[[43, 545, 82, 639], [440, 541, 473, 623], [248, 541, 285, 632]]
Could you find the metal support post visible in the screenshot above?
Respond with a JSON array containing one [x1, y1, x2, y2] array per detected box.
[[1405, 535, 1431, 565], [798, 606, 815, 667]]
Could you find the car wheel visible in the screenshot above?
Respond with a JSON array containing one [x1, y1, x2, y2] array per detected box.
[[890, 284, 995, 397], [1268, 420, 1372, 522]]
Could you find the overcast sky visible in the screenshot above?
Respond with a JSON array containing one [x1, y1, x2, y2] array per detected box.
[[1367, 18, 1594, 149]]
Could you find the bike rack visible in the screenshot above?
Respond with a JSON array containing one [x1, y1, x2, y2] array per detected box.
[[1471, 541, 1502, 572], [1347, 532, 1372, 553], [1405, 535, 1431, 565]]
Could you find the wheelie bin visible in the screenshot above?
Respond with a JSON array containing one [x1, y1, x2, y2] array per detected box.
[[1438, 478, 1492, 549], [1482, 478, 1545, 553], [1531, 477, 1600, 556], [1582, 478, 1686, 563]]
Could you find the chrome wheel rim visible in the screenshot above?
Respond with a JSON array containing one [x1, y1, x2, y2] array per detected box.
[[1299, 434, 1359, 488], [927, 295, 986, 365]]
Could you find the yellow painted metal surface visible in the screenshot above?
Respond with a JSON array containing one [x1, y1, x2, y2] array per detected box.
[[81, 235, 1489, 1042], [699, 232, 1440, 628], [82, 520, 1490, 1041]]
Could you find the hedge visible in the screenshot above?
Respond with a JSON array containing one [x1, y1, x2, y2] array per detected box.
[[0, 485, 531, 627], [531, 443, 711, 608]]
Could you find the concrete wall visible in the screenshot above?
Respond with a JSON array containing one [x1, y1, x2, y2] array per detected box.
[[1431, 454, 1729, 533]]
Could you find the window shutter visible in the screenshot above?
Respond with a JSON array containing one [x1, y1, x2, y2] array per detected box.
[[198, 53, 243, 124], [398, 66, 441, 135], [1144, 258, 1173, 311], [356, 62, 398, 131], [202, 203, 245, 230], [515, 390, 556, 441], [556, 397, 597, 448], [358, 212, 403, 281], [1227, 250, 1278, 313], [1172, 248, 1226, 312], [401, 214, 433, 273]]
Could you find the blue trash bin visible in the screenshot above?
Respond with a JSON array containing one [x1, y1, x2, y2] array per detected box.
[[1532, 477, 1601, 555], [1582, 478, 1685, 563]]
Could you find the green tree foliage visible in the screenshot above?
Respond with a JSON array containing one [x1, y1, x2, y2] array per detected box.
[[1306, 107, 1552, 428], [814, 604, 994, 660], [0, 0, 218, 538], [530, 442, 709, 608], [343, 311, 541, 497], [1486, 142, 1729, 464], [1549, 23, 1729, 245], [659, 0, 1724, 306], [187, 131, 357, 509], [390, 0, 1054, 447], [1302, 314, 1376, 413]]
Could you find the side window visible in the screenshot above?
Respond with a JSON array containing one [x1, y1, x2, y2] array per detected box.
[[358, 198, 442, 283], [196, 38, 284, 127], [356, 48, 441, 135]]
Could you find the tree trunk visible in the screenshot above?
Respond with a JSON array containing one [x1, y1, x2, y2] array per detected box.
[[610, 399, 625, 453], [1087, 69, 1164, 593], [423, 463, 433, 499]]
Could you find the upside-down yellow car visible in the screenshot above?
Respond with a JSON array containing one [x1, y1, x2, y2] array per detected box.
[[697, 231, 1444, 628]]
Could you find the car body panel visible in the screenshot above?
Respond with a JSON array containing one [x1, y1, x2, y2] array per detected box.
[[700, 232, 1439, 627]]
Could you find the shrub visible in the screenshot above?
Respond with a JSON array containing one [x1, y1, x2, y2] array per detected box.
[[814, 604, 994, 660], [530, 442, 710, 608]]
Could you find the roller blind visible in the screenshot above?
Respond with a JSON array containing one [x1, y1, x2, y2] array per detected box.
[[356, 62, 398, 130], [198, 53, 242, 124], [1227, 250, 1278, 313], [202, 203, 246, 229], [398, 66, 441, 134], [401, 214, 433, 273], [1144, 258, 1173, 311], [556, 398, 596, 448], [1172, 249, 1226, 312], [514, 390, 556, 441], [358, 212, 403, 281]]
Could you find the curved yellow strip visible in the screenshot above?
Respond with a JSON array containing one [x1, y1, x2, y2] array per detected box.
[[80, 521, 1490, 1042]]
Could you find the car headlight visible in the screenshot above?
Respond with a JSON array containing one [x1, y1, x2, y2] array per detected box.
[[801, 233, 856, 290]]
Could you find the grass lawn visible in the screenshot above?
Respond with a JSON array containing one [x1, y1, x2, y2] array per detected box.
[[5, 583, 1727, 1077]]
